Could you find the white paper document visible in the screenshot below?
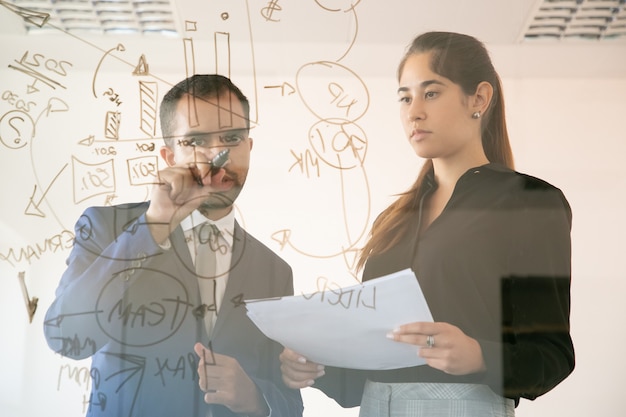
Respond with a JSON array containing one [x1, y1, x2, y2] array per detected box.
[[245, 268, 433, 370]]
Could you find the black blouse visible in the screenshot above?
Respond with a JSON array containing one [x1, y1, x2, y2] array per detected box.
[[315, 163, 575, 407]]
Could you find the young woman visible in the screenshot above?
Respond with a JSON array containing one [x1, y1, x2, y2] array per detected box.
[[280, 31, 574, 417]]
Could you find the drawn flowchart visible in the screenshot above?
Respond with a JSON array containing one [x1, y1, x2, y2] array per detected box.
[[0, 1, 377, 415]]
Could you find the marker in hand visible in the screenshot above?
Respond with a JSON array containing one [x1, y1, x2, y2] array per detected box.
[[209, 149, 230, 173], [189, 149, 230, 186]]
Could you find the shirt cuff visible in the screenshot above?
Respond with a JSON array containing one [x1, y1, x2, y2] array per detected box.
[[157, 237, 172, 250]]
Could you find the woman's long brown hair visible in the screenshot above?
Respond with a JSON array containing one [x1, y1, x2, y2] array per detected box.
[[356, 32, 515, 272]]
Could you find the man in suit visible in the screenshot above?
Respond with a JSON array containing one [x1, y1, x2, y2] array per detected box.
[[44, 74, 303, 417]]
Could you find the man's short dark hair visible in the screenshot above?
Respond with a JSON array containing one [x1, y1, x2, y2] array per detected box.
[[159, 74, 250, 147]]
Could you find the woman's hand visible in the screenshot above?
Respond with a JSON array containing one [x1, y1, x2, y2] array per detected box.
[[388, 322, 486, 375], [279, 348, 325, 389]]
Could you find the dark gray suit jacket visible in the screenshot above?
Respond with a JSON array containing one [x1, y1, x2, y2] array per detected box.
[[44, 202, 303, 417]]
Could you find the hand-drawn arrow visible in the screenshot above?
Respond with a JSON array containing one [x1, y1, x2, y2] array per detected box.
[[92, 43, 125, 98], [78, 134, 96, 146], [230, 293, 245, 308], [264, 82, 295, 96], [0, 0, 50, 27], [43, 309, 105, 328], [102, 352, 146, 417], [17, 271, 38, 323], [33, 97, 70, 128], [25, 162, 68, 217]]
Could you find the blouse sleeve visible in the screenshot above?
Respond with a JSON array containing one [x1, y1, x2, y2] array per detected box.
[[485, 180, 575, 402]]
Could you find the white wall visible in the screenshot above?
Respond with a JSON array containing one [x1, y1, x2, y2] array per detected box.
[[1, 6, 625, 417]]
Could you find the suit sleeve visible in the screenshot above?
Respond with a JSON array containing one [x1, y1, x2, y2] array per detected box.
[[43, 206, 166, 359]]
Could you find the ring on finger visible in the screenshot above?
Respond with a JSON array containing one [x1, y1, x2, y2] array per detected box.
[[426, 335, 435, 348]]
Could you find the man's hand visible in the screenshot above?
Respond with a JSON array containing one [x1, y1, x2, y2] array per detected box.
[[279, 348, 325, 389], [194, 342, 269, 416], [146, 152, 224, 243]]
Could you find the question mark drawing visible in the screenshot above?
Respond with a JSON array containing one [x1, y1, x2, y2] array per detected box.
[[0, 110, 34, 149]]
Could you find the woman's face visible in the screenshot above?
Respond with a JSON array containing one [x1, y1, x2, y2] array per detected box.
[[398, 53, 482, 162]]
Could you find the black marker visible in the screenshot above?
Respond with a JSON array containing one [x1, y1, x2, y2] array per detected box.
[[209, 149, 230, 173], [188, 149, 230, 186]]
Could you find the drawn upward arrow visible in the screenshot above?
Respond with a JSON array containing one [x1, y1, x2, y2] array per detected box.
[[0, 0, 50, 27]]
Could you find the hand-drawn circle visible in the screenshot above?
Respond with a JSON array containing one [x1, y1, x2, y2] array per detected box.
[[96, 267, 190, 347], [0, 110, 34, 149], [296, 61, 369, 123], [308, 119, 368, 169], [314, 0, 361, 13], [168, 194, 248, 280]]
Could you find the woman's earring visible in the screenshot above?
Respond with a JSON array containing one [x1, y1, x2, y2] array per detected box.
[[472, 111, 481, 119]]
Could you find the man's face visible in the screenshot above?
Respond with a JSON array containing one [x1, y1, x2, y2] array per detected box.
[[163, 91, 252, 212]]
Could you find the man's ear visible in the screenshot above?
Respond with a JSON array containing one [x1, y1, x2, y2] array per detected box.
[[472, 81, 494, 115], [160, 145, 176, 167]]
